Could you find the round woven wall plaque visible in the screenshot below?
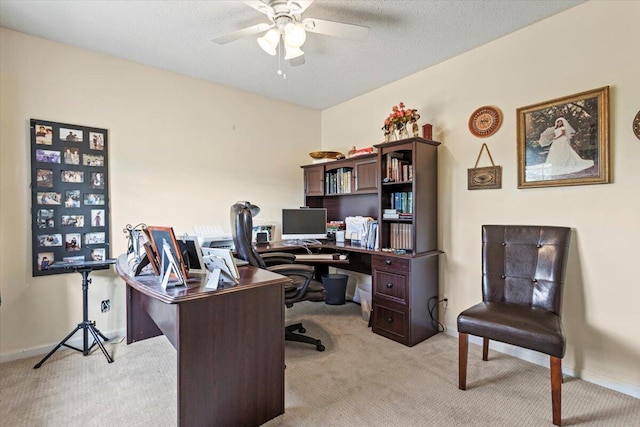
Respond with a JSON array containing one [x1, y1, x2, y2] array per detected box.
[[633, 110, 640, 140], [469, 106, 502, 138]]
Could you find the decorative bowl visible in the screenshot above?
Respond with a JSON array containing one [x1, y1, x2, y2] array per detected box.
[[309, 151, 344, 160]]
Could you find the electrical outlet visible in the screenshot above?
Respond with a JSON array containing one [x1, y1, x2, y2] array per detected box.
[[101, 299, 110, 313]]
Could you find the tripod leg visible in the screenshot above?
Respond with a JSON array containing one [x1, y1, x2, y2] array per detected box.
[[87, 324, 114, 363], [34, 325, 82, 369], [93, 324, 110, 342]]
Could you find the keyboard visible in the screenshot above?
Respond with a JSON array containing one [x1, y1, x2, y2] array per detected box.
[[295, 254, 335, 260]]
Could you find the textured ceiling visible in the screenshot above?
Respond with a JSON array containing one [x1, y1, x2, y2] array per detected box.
[[0, 0, 584, 110]]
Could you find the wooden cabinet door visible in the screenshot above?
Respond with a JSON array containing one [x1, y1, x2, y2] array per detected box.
[[354, 158, 378, 193], [303, 165, 324, 196]]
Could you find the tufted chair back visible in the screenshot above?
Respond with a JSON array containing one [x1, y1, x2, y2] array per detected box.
[[482, 225, 571, 314]]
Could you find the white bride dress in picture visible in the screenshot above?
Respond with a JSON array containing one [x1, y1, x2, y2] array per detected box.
[[526, 118, 594, 181]]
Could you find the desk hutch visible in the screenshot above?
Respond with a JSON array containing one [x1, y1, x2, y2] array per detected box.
[[300, 137, 441, 346]]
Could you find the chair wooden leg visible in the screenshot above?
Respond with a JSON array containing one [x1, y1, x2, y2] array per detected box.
[[459, 333, 468, 390], [482, 337, 489, 361], [551, 356, 562, 426]]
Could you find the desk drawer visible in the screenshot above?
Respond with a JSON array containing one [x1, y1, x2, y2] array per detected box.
[[372, 302, 408, 344], [373, 270, 407, 304], [372, 255, 410, 273]]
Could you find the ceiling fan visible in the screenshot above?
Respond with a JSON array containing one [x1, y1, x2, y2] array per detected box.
[[212, 0, 369, 67]]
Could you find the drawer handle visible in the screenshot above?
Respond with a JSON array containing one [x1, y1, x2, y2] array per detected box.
[[386, 283, 393, 289], [385, 260, 392, 265], [386, 317, 393, 323]]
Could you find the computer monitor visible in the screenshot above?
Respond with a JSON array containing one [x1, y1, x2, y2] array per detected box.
[[281, 208, 327, 241]]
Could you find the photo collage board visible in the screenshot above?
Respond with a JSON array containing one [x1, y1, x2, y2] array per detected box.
[[30, 119, 110, 276]]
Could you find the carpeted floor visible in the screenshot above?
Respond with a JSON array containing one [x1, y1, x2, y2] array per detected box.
[[1, 301, 638, 426]]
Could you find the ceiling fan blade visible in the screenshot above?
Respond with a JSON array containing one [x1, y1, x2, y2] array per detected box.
[[244, 1, 274, 17], [288, 55, 305, 67], [302, 18, 369, 39], [212, 23, 273, 44]]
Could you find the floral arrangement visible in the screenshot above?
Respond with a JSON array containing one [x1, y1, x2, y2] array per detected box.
[[382, 102, 420, 141]]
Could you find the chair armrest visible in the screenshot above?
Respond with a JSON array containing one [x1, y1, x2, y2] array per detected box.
[[261, 252, 296, 266], [267, 263, 315, 277]]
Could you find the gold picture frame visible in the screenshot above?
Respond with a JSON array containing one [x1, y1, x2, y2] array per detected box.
[[517, 86, 609, 188]]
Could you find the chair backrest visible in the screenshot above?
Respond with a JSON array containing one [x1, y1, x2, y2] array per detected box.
[[230, 201, 266, 269], [482, 225, 571, 315]]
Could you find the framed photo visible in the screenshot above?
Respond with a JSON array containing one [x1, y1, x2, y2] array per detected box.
[[36, 149, 61, 164], [61, 215, 84, 227], [517, 86, 609, 188], [60, 128, 83, 142], [147, 226, 189, 280], [37, 191, 61, 205], [89, 132, 105, 150], [61, 170, 84, 183], [177, 235, 207, 274], [36, 169, 54, 187], [90, 248, 106, 261], [83, 154, 104, 167], [65, 233, 82, 251], [84, 193, 105, 205], [35, 125, 53, 145], [90, 172, 104, 188], [63, 147, 80, 165], [37, 252, 54, 271], [91, 209, 104, 227], [64, 190, 81, 208], [37, 209, 55, 228], [84, 232, 106, 245], [39, 234, 62, 247]]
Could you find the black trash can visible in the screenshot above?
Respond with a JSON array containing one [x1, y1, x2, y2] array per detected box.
[[322, 274, 348, 305]]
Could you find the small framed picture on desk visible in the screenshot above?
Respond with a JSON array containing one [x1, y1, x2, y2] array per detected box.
[[147, 226, 189, 280]]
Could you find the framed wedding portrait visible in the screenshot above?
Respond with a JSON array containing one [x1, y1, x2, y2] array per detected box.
[[517, 86, 609, 188]]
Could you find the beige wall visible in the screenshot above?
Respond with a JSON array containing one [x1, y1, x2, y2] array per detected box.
[[0, 29, 320, 357], [322, 1, 640, 396]]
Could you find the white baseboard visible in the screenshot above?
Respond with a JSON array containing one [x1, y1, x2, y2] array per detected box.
[[0, 328, 126, 364], [446, 330, 640, 399]]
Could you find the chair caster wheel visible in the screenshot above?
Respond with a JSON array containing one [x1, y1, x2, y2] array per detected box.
[[299, 327, 306, 333], [316, 344, 325, 352]]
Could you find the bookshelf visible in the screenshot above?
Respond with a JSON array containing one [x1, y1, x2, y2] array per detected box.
[[377, 138, 439, 254], [300, 138, 441, 346]]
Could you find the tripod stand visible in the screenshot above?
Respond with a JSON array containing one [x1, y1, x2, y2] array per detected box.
[[34, 261, 115, 369]]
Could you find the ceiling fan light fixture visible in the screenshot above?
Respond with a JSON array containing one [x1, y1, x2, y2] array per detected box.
[[257, 29, 280, 55], [284, 46, 304, 60], [284, 22, 306, 49]]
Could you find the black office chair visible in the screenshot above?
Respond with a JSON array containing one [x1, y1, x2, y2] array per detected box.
[[457, 225, 571, 426], [231, 201, 326, 351]]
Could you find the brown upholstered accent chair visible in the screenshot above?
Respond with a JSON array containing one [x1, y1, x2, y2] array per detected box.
[[457, 225, 571, 426]]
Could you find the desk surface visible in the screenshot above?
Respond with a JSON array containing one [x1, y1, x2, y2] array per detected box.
[[256, 240, 442, 258], [116, 255, 290, 304]]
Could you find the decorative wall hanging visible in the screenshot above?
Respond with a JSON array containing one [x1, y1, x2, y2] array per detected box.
[[468, 106, 502, 137], [517, 86, 609, 188], [30, 119, 110, 276], [468, 143, 502, 190], [633, 110, 640, 140]]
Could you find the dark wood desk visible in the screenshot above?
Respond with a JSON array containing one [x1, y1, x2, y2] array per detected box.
[[116, 255, 290, 427], [256, 241, 442, 347]]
